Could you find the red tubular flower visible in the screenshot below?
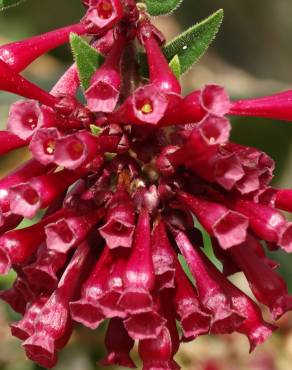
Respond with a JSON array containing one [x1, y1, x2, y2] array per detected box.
[[80, 168, 112, 206], [50, 63, 80, 97], [211, 238, 241, 277], [123, 308, 167, 340], [219, 143, 275, 194], [212, 236, 278, 277], [53, 96, 93, 129], [151, 221, 176, 291], [0, 130, 27, 155], [23, 246, 67, 292], [245, 235, 279, 270], [202, 246, 276, 352], [157, 116, 245, 191], [133, 184, 160, 214], [159, 84, 231, 127], [28, 127, 61, 165], [173, 259, 210, 339], [138, 290, 180, 369], [0, 276, 34, 314], [0, 208, 72, 274], [69, 246, 111, 329], [23, 241, 93, 368], [280, 224, 292, 252], [0, 61, 88, 132], [118, 209, 155, 314], [83, 0, 124, 35], [160, 289, 180, 349], [85, 35, 126, 112], [0, 59, 58, 107], [138, 326, 180, 370], [229, 90, 292, 121], [186, 114, 231, 147], [108, 83, 173, 125], [10, 295, 49, 340], [166, 115, 231, 166], [174, 230, 245, 333], [187, 156, 245, 195], [53, 130, 120, 169], [274, 188, 292, 212], [0, 159, 53, 215], [7, 65, 81, 142], [9, 65, 80, 142], [190, 150, 245, 192], [9, 168, 85, 218], [229, 242, 292, 320], [50, 64, 82, 118], [45, 208, 104, 253], [238, 313, 275, 354], [178, 191, 248, 249], [0, 24, 86, 72], [102, 318, 136, 368], [99, 186, 135, 249], [139, 21, 181, 95], [229, 198, 291, 251], [7, 100, 44, 140], [0, 214, 23, 236], [91, 28, 115, 55], [96, 250, 128, 318]]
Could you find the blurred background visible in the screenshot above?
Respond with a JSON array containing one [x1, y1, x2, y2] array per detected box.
[[0, 1, 292, 369]]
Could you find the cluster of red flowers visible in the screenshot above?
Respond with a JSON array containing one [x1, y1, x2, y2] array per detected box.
[[0, 0, 292, 369]]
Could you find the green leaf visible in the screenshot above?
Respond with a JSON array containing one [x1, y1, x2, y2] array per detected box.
[[178, 254, 195, 284], [196, 220, 222, 271], [70, 33, 104, 90], [90, 124, 103, 136], [169, 54, 181, 79], [105, 152, 117, 161], [144, 0, 183, 16], [0, 269, 16, 289], [0, 0, 25, 10], [163, 9, 224, 74]]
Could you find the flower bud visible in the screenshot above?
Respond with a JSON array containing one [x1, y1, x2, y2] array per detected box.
[[174, 230, 245, 334], [23, 242, 92, 368], [178, 191, 248, 249], [70, 246, 111, 329]]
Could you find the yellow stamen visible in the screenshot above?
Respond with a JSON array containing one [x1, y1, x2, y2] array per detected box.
[[141, 103, 153, 114]]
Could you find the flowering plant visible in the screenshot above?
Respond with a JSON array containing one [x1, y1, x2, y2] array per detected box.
[[0, 0, 292, 369]]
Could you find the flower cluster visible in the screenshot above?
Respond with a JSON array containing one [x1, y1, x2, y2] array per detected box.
[[0, 0, 292, 369]]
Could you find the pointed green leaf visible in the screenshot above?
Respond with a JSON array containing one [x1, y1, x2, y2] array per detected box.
[[163, 9, 224, 74], [196, 220, 222, 270], [70, 33, 104, 91], [169, 54, 181, 79], [178, 254, 195, 284], [144, 0, 183, 16], [0, 0, 25, 10]]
